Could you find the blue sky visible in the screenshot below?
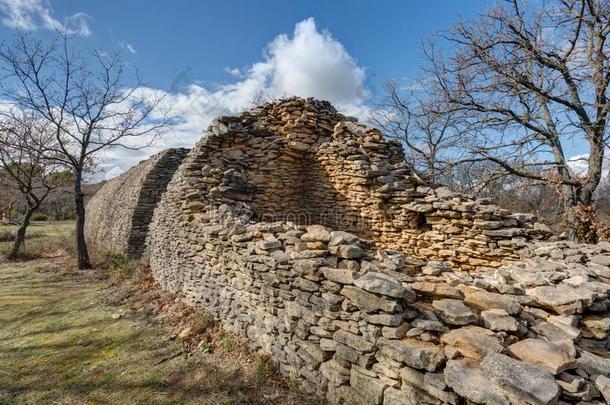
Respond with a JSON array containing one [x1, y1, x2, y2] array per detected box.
[[0, 0, 508, 178], [45, 0, 496, 92]]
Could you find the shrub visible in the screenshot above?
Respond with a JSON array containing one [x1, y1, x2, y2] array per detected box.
[[31, 213, 48, 221]]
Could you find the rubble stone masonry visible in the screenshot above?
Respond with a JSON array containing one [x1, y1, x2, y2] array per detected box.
[[85, 148, 189, 259], [89, 98, 610, 404]]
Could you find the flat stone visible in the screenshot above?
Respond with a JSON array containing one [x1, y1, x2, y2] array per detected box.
[[319, 359, 350, 386], [350, 368, 389, 405], [366, 313, 403, 326], [580, 315, 610, 340], [432, 299, 478, 326], [440, 326, 504, 360], [353, 272, 414, 300], [321, 267, 354, 284], [334, 329, 374, 352], [336, 244, 364, 259], [411, 319, 449, 333], [409, 281, 464, 299], [376, 337, 446, 372], [444, 359, 509, 405], [340, 286, 400, 313], [593, 374, 610, 403], [531, 321, 580, 341], [526, 285, 595, 314], [463, 290, 522, 315], [590, 254, 610, 266], [300, 225, 331, 243], [480, 352, 560, 405], [481, 309, 519, 331], [576, 349, 610, 377], [508, 339, 575, 375], [422, 261, 451, 276]]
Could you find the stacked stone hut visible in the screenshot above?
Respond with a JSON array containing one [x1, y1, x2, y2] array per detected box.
[[86, 97, 610, 404]]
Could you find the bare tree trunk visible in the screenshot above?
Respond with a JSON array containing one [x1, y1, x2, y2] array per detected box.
[[74, 172, 91, 269], [9, 208, 33, 258]]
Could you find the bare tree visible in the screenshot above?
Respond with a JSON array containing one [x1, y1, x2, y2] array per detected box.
[[0, 109, 59, 257], [0, 32, 171, 268], [425, 0, 610, 240], [372, 81, 469, 184]]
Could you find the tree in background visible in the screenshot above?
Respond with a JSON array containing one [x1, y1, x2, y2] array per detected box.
[[0, 109, 62, 257], [372, 81, 470, 184], [0, 32, 172, 268], [420, 0, 610, 241]]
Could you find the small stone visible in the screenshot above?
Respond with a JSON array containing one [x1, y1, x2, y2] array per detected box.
[[111, 313, 122, 320], [480, 352, 560, 405], [507, 339, 575, 375], [481, 309, 519, 332], [432, 299, 478, 326]]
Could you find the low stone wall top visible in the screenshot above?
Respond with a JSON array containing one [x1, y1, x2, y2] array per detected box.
[[85, 148, 189, 259]]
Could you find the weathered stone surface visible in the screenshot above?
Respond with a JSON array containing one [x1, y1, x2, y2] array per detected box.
[[353, 272, 414, 300], [432, 299, 478, 326], [481, 309, 519, 331], [576, 350, 610, 377], [593, 374, 610, 403], [340, 286, 399, 313], [480, 352, 560, 405], [376, 337, 446, 372], [507, 339, 576, 374], [526, 285, 595, 314], [85, 148, 189, 259], [440, 326, 504, 360], [350, 368, 388, 404], [463, 290, 522, 315], [321, 267, 354, 284], [443, 359, 509, 404]]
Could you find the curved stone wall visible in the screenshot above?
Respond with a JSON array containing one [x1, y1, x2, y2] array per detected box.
[[87, 98, 610, 404], [85, 148, 189, 259]]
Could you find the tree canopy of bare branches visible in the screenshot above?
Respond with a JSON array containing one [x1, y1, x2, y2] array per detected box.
[[425, 0, 610, 240], [0, 109, 62, 257], [0, 32, 172, 268], [372, 81, 470, 184]]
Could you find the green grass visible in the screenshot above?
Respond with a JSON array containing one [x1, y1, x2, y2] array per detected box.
[[0, 221, 75, 258], [0, 255, 313, 404]]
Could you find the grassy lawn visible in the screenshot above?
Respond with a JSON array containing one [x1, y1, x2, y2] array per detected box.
[[0, 221, 75, 257], [0, 225, 312, 404]]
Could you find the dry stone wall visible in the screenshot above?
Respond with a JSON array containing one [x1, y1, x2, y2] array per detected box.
[[85, 148, 189, 259], [88, 98, 610, 404]]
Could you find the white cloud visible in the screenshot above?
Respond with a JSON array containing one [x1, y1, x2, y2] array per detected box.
[[567, 151, 610, 179], [119, 41, 137, 54], [99, 17, 371, 180], [0, 0, 90, 36]]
